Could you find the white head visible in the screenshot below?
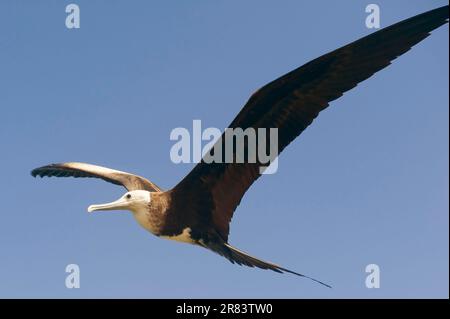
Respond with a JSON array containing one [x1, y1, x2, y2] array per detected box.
[[87, 190, 151, 214]]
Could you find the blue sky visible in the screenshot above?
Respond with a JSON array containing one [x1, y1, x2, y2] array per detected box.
[[0, 1, 448, 298]]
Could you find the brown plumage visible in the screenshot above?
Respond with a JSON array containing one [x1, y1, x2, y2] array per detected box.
[[32, 6, 448, 288]]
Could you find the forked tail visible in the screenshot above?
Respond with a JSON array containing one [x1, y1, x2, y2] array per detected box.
[[208, 240, 331, 288]]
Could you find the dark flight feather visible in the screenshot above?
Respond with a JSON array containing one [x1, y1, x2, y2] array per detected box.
[[31, 162, 161, 192], [174, 5, 449, 241]]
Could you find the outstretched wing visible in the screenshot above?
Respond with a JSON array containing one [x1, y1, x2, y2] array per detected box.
[[31, 162, 162, 192], [173, 6, 449, 240]]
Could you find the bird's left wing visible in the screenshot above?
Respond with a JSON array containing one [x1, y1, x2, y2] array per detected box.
[[172, 6, 449, 241], [31, 162, 162, 192]]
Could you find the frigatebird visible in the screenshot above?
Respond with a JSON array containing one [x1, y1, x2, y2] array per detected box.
[[32, 6, 448, 288]]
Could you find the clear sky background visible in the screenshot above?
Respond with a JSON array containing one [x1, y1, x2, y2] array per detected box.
[[0, 1, 448, 298]]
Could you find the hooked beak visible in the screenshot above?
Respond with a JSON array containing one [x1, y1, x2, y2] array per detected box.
[[87, 197, 129, 213]]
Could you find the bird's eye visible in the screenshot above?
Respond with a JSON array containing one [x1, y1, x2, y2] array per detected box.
[[126, 194, 132, 199]]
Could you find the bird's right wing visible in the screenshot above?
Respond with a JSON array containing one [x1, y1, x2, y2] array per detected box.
[[173, 5, 449, 241], [31, 162, 162, 192]]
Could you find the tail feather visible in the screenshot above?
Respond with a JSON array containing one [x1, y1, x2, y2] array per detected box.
[[222, 243, 331, 288]]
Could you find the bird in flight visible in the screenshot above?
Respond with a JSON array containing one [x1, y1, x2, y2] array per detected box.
[[32, 6, 448, 288]]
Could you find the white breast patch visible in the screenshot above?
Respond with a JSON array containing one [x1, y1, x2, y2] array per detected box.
[[160, 228, 196, 245]]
